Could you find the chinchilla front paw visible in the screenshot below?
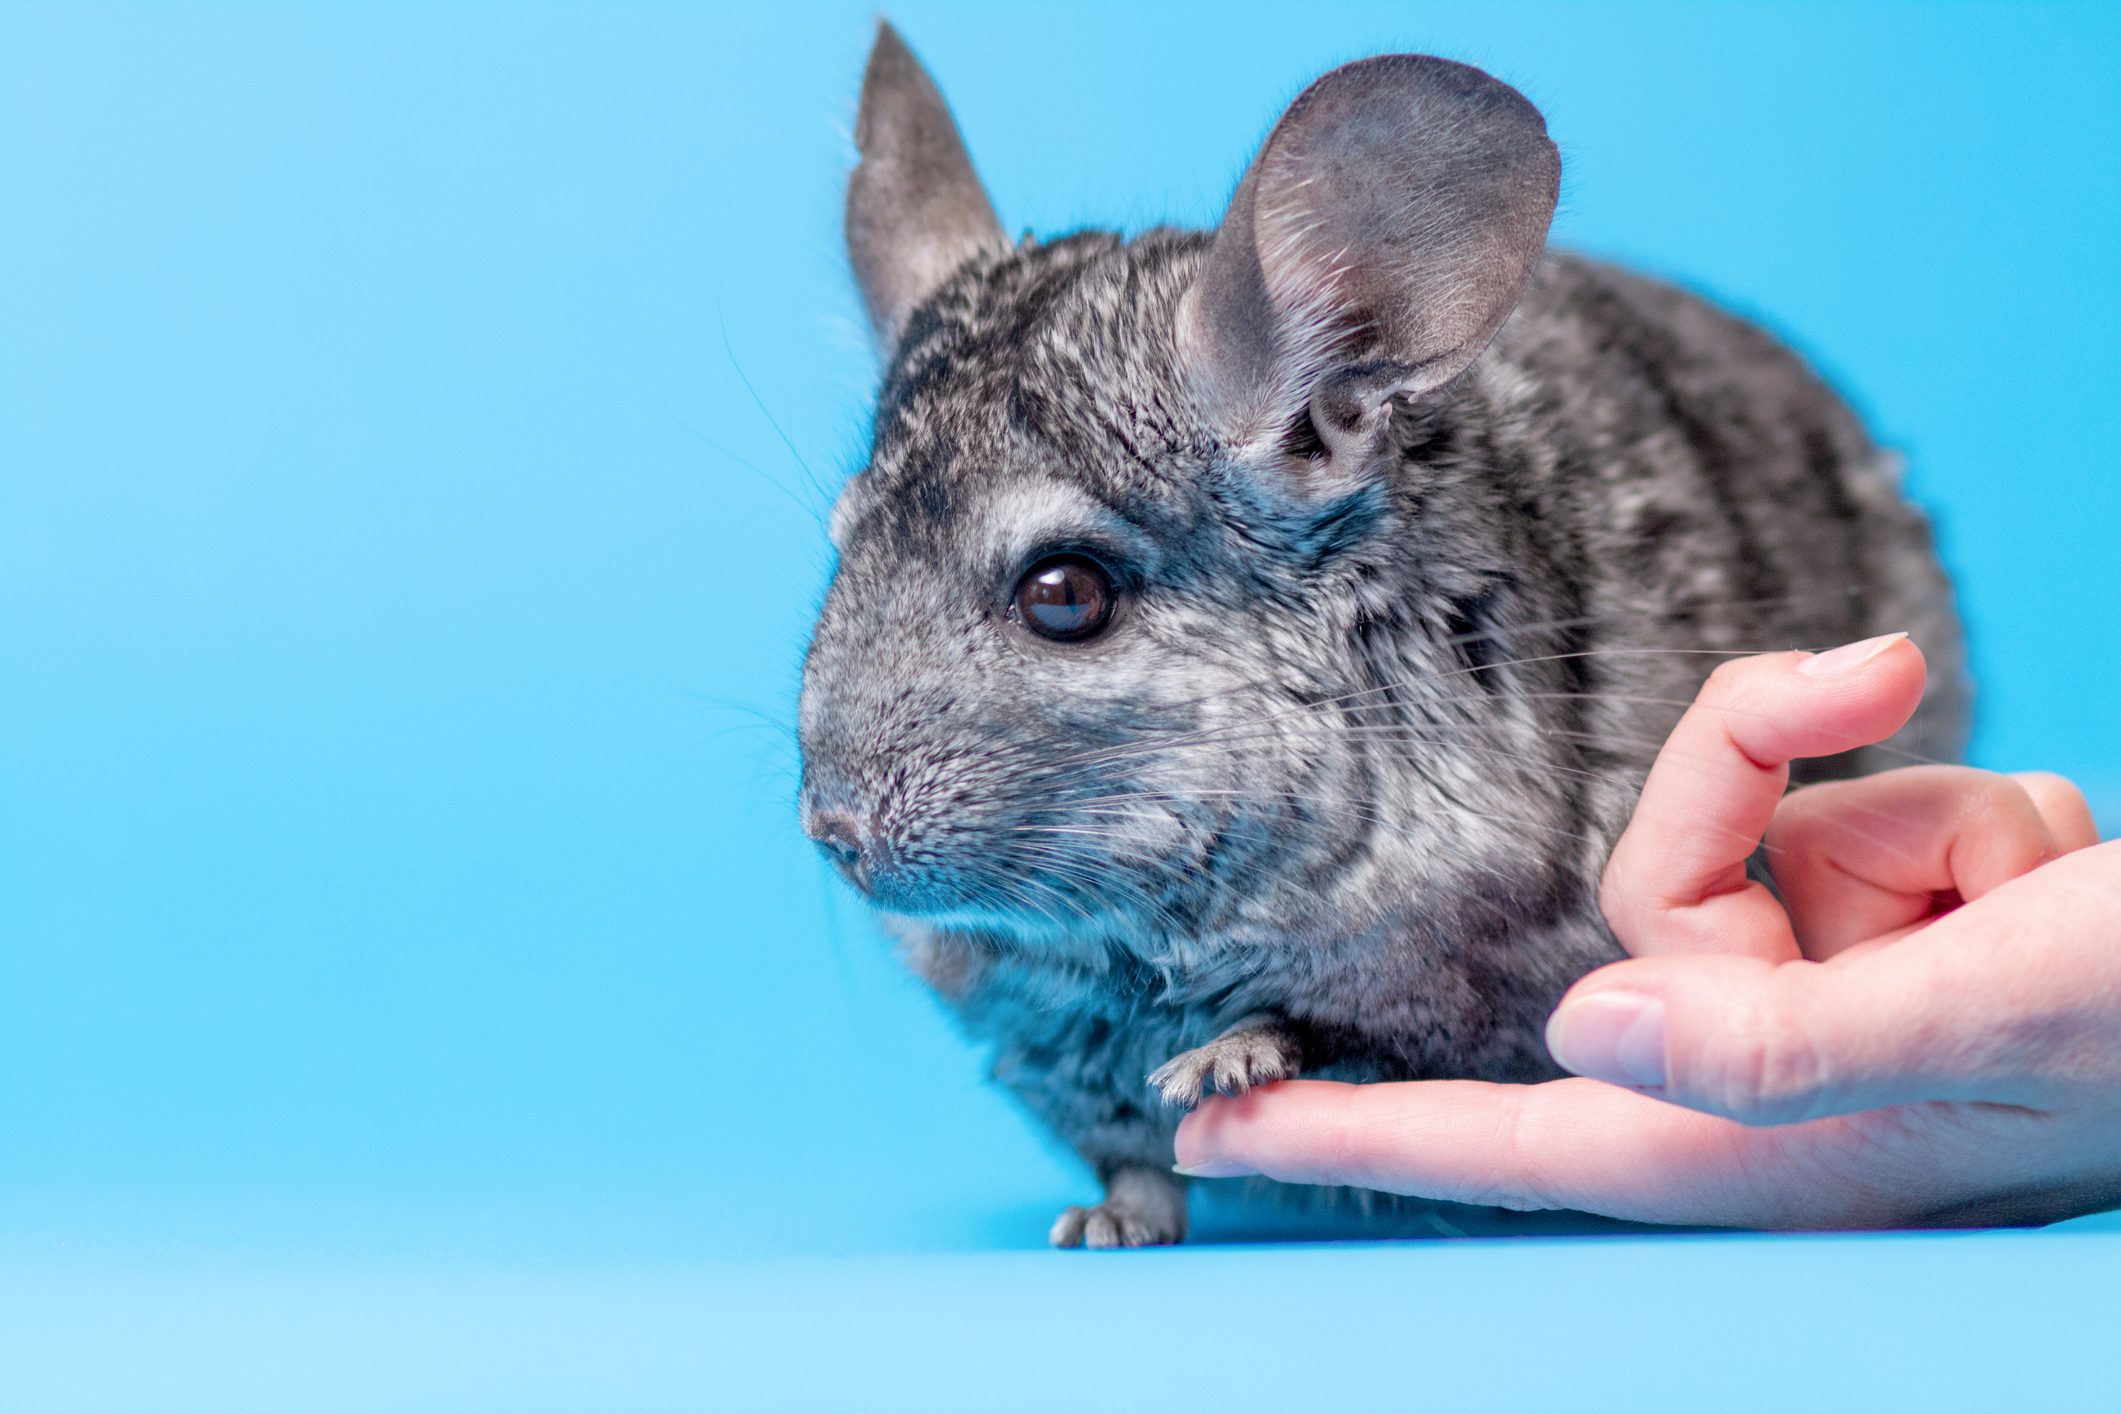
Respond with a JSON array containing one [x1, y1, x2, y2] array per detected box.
[[1148, 1014, 1302, 1109]]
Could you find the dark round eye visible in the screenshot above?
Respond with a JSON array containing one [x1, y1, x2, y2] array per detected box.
[[1010, 554, 1116, 642]]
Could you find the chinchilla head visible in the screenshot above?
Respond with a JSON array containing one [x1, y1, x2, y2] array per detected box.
[[799, 24, 1564, 945]]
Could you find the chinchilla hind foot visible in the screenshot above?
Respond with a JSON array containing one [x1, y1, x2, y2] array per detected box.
[[1049, 1164, 1188, 1249]]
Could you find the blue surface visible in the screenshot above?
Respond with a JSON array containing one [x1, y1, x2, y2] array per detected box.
[[1, 2, 2117, 1410]]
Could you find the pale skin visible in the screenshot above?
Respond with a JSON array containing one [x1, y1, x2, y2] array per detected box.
[[1175, 634, 2121, 1228]]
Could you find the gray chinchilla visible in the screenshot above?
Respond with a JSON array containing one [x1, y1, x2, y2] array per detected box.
[[797, 23, 1968, 1247]]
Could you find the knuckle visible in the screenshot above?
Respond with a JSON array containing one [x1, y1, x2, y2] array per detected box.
[[1462, 1088, 1557, 1212], [1772, 776, 1855, 825], [1701, 657, 1756, 700], [1696, 659, 1761, 719], [1950, 772, 2055, 867], [1597, 849, 1638, 925], [1957, 768, 2039, 832], [2013, 770, 2089, 812], [1700, 989, 1827, 1126], [1764, 787, 1836, 861], [1306, 1093, 1366, 1183], [1959, 770, 2029, 824]]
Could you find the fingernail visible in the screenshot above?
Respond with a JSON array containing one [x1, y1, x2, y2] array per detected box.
[[1799, 631, 1908, 677], [1172, 1160, 1256, 1179], [1547, 992, 1667, 1088]]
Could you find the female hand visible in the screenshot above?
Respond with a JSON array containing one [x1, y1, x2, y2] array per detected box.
[[1175, 635, 2121, 1227]]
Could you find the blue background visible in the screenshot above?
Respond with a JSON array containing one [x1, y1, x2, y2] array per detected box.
[[2, 2, 2117, 1409]]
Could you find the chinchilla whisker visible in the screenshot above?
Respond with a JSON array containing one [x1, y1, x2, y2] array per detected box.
[[1022, 839, 1230, 907], [1000, 838, 1195, 929], [996, 875, 1090, 934], [718, 311, 835, 511], [1089, 780, 1794, 870], [1020, 717, 1561, 789], [1198, 731, 1646, 790], [1025, 723, 1646, 785], [1005, 838, 1206, 906], [1073, 722, 1796, 796], [1019, 602, 1865, 761], [1499, 692, 1953, 767], [1072, 779, 1807, 867], [683, 692, 799, 732], [1006, 834, 1223, 897], [1013, 883, 1072, 932], [1103, 786, 1611, 851], [1018, 835, 1223, 907], [989, 862, 1074, 929], [1028, 668, 1951, 787], [1012, 645, 1791, 780], [1005, 823, 1139, 838], [1432, 588, 1867, 652], [699, 724, 804, 763], [1032, 810, 1570, 935], [1000, 595, 1874, 759], [1195, 787, 1530, 925], [1001, 822, 1338, 928], [679, 418, 829, 524], [1022, 634, 1857, 774], [1026, 874, 1106, 927], [1024, 735, 1647, 810]]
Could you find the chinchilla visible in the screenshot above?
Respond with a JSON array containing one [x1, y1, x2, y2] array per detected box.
[[797, 23, 1968, 1247]]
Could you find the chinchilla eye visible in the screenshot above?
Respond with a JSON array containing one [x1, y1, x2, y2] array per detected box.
[[1009, 554, 1116, 642]]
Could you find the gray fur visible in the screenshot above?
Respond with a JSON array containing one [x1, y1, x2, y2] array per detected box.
[[799, 31, 1969, 1247]]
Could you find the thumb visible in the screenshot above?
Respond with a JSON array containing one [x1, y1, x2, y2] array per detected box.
[[1541, 942, 2024, 1126]]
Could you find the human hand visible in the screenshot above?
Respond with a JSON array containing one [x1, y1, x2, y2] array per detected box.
[[1174, 635, 2121, 1227]]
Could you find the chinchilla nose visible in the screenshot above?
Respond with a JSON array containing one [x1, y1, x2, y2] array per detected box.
[[806, 806, 879, 888]]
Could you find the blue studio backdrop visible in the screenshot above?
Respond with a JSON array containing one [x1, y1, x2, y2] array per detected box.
[[2, 3, 2118, 1410]]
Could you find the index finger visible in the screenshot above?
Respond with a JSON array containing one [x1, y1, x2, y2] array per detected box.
[[1172, 1076, 1992, 1229], [1599, 634, 1928, 959]]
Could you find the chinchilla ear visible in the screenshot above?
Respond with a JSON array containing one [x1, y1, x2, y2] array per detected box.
[[1178, 55, 1559, 469], [845, 22, 1007, 350]]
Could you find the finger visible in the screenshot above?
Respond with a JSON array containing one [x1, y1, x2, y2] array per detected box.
[[2011, 771, 2101, 852], [1171, 1077, 1973, 1228], [1601, 635, 1927, 960], [1550, 845, 2121, 1123], [1768, 766, 2063, 960], [1175, 1079, 1751, 1220]]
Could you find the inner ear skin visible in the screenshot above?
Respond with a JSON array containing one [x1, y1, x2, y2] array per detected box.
[[1178, 54, 1559, 471], [1269, 364, 1411, 482], [1306, 363, 1417, 466]]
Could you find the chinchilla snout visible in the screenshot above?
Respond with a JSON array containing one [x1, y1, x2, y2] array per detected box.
[[795, 546, 1265, 935], [794, 721, 928, 911], [796, 767, 936, 912], [799, 796, 884, 890], [798, 613, 1052, 921]]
